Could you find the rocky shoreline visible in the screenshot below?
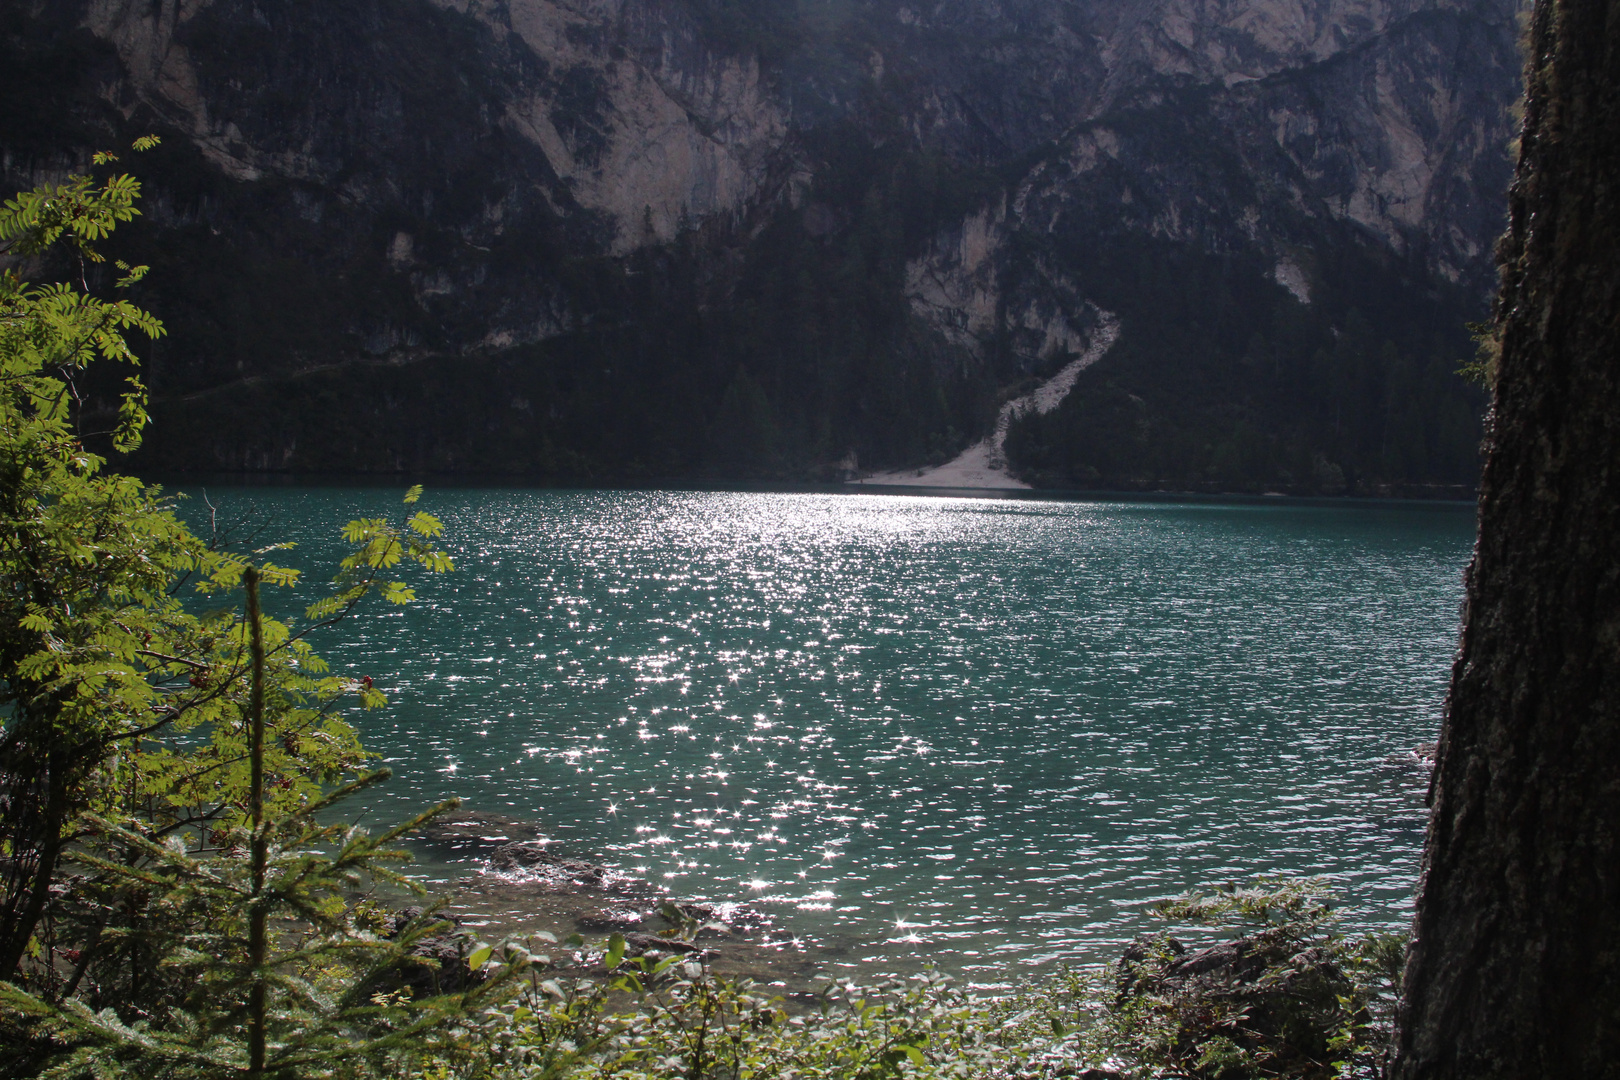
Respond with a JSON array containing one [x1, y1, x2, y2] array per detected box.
[[401, 744, 1439, 994], [405, 812, 848, 995]]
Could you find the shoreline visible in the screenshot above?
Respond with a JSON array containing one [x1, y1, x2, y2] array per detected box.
[[407, 812, 865, 995], [399, 743, 1435, 994], [135, 473, 1477, 504]]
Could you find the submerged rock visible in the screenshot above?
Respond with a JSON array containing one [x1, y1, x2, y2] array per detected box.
[[619, 932, 709, 959], [431, 832, 820, 989], [417, 811, 549, 854], [575, 899, 774, 938], [655, 901, 774, 938], [577, 907, 647, 932], [486, 841, 634, 893]]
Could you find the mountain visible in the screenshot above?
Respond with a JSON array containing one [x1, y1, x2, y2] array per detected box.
[[0, 0, 1518, 493]]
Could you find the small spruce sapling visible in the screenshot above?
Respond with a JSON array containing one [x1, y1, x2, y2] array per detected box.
[[0, 565, 526, 1079]]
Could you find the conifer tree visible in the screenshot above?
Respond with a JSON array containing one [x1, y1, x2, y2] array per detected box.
[[1, 566, 520, 1078]]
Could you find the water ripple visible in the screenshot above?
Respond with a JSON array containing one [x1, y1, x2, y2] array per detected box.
[[197, 489, 1470, 977]]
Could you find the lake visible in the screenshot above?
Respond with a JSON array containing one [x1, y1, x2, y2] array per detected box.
[[180, 486, 1472, 985]]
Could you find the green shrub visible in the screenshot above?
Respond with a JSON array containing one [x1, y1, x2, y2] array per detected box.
[[1101, 878, 1403, 1079], [408, 879, 1403, 1080], [0, 149, 523, 1079]]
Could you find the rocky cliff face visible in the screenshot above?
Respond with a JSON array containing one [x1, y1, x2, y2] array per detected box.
[[0, 0, 1518, 490], [856, 0, 1513, 272], [84, 0, 788, 246]]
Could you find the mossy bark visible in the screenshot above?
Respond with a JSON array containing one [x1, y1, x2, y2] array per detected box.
[[1391, 0, 1620, 1075]]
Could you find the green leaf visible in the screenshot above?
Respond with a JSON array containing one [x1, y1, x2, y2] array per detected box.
[[605, 933, 626, 971], [407, 511, 443, 538], [467, 945, 493, 971], [380, 581, 416, 605]]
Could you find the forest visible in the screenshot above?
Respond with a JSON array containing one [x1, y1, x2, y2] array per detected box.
[[0, 0, 1504, 492], [1003, 236, 1488, 497]]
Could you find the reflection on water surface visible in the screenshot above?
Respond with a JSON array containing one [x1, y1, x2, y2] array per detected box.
[[193, 488, 1470, 983]]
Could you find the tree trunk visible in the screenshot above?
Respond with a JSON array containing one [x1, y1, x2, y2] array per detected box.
[[1390, 1, 1620, 1076], [0, 751, 67, 981]]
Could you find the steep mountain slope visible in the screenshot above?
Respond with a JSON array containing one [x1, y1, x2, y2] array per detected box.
[[0, 0, 1517, 491]]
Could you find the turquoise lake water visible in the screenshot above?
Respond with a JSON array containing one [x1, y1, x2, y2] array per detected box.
[[182, 487, 1472, 983]]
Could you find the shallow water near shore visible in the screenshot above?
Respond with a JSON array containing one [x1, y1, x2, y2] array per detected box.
[[181, 487, 1469, 987]]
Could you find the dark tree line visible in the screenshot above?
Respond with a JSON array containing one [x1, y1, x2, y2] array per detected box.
[[1002, 234, 1489, 497]]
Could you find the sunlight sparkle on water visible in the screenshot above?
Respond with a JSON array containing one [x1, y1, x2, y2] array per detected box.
[[196, 489, 1470, 976]]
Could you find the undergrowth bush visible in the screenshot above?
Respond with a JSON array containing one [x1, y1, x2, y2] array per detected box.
[[402, 878, 1403, 1080]]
